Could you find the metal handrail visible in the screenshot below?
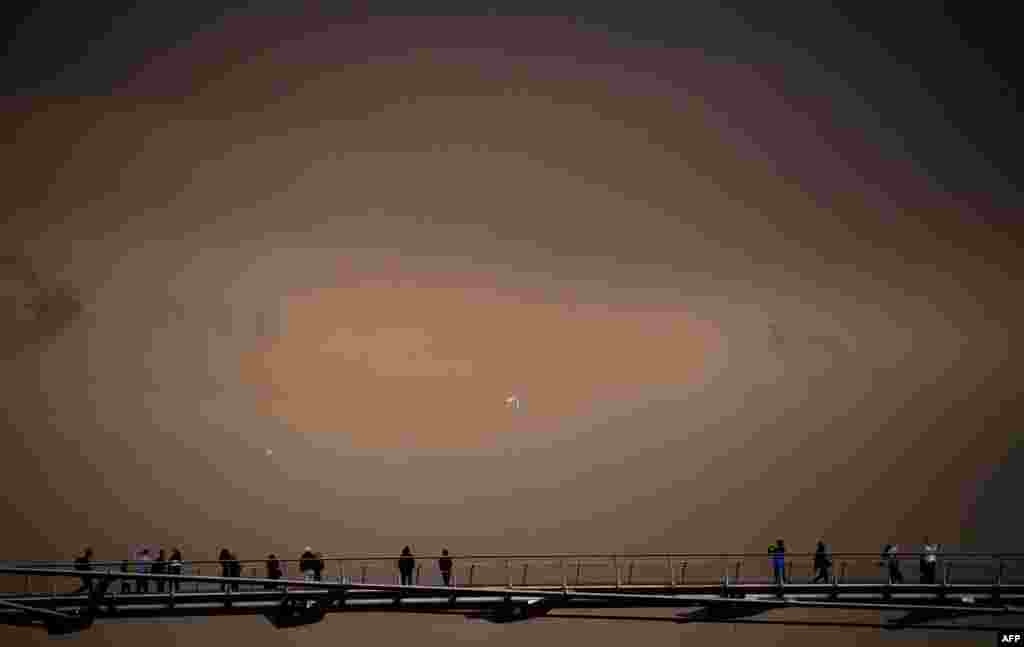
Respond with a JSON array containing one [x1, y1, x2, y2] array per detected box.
[[2, 551, 1017, 568]]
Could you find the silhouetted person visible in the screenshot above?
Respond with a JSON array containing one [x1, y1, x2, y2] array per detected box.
[[300, 547, 317, 581], [136, 548, 153, 593], [438, 549, 453, 587], [219, 548, 233, 592], [168, 548, 183, 592], [398, 546, 415, 586], [313, 552, 324, 582], [229, 551, 242, 590], [773, 539, 787, 585], [921, 537, 939, 584], [72, 547, 94, 594], [266, 554, 283, 589], [151, 549, 167, 593], [812, 540, 831, 583], [883, 543, 903, 584]]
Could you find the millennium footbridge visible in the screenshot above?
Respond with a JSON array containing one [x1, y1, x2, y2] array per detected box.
[[3, 551, 1024, 637]]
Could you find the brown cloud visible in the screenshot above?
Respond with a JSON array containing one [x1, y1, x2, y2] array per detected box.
[[243, 271, 716, 449]]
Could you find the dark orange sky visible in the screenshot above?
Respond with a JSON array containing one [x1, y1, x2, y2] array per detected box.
[[1, 6, 1020, 647]]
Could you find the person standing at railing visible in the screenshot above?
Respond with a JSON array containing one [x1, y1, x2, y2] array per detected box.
[[151, 549, 167, 593], [219, 548, 233, 591], [313, 552, 325, 582], [229, 551, 242, 590], [300, 547, 317, 581], [921, 537, 939, 584], [812, 540, 831, 583], [883, 543, 904, 583], [265, 554, 283, 589], [398, 546, 415, 586], [71, 547, 94, 594], [773, 539, 787, 585], [168, 548, 183, 592], [438, 549, 453, 587]]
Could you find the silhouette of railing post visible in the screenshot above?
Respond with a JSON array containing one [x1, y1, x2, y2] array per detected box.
[[360, 564, 367, 584], [415, 564, 422, 585], [993, 557, 1004, 603], [669, 558, 676, 588], [679, 560, 688, 585], [839, 561, 847, 584], [468, 563, 476, 587], [627, 560, 634, 585], [521, 563, 529, 586], [576, 560, 582, 587], [734, 560, 743, 585], [338, 560, 344, 584], [506, 560, 512, 588], [786, 560, 793, 583], [615, 559, 622, 589]]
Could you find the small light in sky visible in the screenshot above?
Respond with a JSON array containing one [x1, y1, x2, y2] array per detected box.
[[265, 448, 274, 457]]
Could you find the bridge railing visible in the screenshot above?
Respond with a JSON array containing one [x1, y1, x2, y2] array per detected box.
[[4, 553, 1024, 595]]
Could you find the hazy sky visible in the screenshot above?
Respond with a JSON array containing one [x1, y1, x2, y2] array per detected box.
[[1, 3, 1020, 646]]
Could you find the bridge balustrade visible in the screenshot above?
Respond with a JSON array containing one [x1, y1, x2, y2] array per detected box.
[[5, 553, 1024, 596]]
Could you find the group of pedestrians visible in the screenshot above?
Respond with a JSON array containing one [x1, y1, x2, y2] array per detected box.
[[71, 546, 184, 594], [768, 538, 836, 585], [882, 537, 941, 584], [768, 536, 941, 585], [71, 539, 942, 594]]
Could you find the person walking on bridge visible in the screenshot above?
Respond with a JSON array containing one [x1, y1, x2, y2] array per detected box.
[[812, 540, 831, 583], [398, 546, 416, 586], [438, 549, 453, 587]]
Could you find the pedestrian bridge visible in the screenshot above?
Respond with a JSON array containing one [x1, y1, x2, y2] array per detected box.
[[2, 552, 1023, 637]]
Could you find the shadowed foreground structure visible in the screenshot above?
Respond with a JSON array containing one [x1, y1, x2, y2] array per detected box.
[[4, 552, 1024, 639]]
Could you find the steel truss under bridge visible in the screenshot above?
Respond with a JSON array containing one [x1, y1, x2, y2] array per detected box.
[[2, 566, 1024, 637]]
